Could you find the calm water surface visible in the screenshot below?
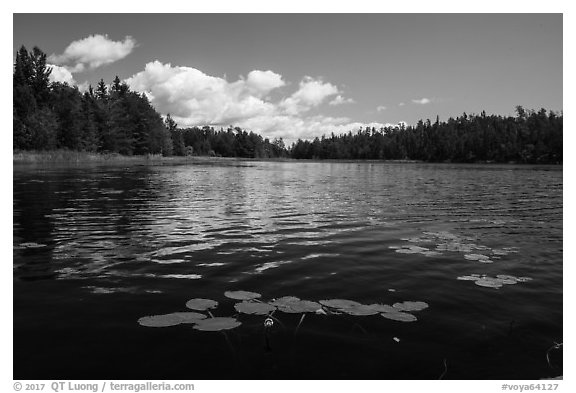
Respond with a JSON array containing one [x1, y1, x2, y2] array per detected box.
[[13, 161, 563, 379]]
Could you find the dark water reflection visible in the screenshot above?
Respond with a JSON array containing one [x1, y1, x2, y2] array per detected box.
[[13, 161, 562, 379]]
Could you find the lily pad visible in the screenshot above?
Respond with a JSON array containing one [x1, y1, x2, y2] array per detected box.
[[193, 317, 241, 331], [270, 296, 301, 307], [271, 297, 322, 313], [496, 274, 518, 281], [18, 242, 47, 249], [138, 312, 207, 327], [458, 274, 531, 289], [395, 245, 430, 254], [393, 301, 429, 312], [464, 254, 492, 262], [381, 312, 418, 322], [185, 298, 218, 311], [365, 304, 397, 313], [290, 300, 323, 313], [319, 299, 363, 309], [234, 301, 276, 315], [474, 278, 503, 288], [457, 275, 482, 281], [340, 304, 381, 316], [224, 290, 262, 300]]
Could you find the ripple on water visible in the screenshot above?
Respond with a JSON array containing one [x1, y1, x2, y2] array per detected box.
[[14, 162, 562, 378]]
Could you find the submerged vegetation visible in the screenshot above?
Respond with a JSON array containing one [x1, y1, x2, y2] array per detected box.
[[14, 45, 562, 164]]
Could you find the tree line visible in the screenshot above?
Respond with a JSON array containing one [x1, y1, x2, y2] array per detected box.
[[13, 45, 562, 163], [14, 46, 172, 155], [13, 45, 287, 158], [291, 109, 562, 164]]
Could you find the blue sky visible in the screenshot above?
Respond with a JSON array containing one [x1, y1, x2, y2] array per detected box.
[[13, 13, 562, 144]]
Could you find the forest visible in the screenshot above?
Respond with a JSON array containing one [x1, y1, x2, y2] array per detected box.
[[291, 109, 562, 163], [13, 45, 562, 164]]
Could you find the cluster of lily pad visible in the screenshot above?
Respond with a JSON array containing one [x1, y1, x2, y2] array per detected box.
[[456, 274, 533, 289], [389, 230, 532, 290], [138, 296, 241, 331], [389, 245, 441, 257], [319, 299, 428, 322], [390, 231, 519, 263], [137, 290, 430, 331], [15, 242, 47, 250]]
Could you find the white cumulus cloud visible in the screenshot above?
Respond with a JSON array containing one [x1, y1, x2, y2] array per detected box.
[[245, 70, 285, 96], [125, 61, 388, 145], [240, 115, 396, 146], [48, 64, 76, 85], [411, 97, 431, 105], [126, 61, 277, 126], [281, 76, 339, 115], [376, 105, 387, 112], [48, 34, 136, 72], [329, 95, 355, 106]]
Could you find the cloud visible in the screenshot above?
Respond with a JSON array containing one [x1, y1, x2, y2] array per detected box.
[[126, 61, 392, 145], [48, 64, 76, 85], [376, 105, 387, 112], [240, 114, 399, 145], [398, 102, 405, 106], [77, 81, 90, 93], [411, 97, 431, 105], [281, 76, 339, 114], [245, 70, 285, 96], [48, 34, 136, 72], [329, 95, 355, 106], [126, 61, 277, 125]]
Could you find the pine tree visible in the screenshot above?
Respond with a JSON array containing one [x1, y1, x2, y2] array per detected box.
[[165, 114, 185, 156], [112, 76, 122, 93], [95, 79, 108, 102], [30, 46, 52, 105]]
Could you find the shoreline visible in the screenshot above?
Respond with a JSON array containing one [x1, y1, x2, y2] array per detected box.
[[12, 150, 561, 166]]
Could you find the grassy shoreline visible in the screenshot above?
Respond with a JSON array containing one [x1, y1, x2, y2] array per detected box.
[[13, 150, 561, 166], [12, 151, 427, 165], [13, 150, 230, 164]]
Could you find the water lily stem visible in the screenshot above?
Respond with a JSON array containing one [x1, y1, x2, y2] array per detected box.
[[294, 314, 306, 336], [439, 358, 448, 380], [350, 322, 368, 335], [546, 342, 562, 369], [222, 331, 237, 359]]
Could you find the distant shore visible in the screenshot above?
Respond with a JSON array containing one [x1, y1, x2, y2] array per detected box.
[[13, 150, 561, 166], [13, 150, 232, 164]]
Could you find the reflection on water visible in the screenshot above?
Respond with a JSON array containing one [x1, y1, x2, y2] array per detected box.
[[13, 161, 562, 379]]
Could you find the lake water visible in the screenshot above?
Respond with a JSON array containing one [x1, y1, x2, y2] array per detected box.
[[13, 160, 563, 380]]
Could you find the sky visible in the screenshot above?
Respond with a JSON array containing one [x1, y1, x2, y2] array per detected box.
[[13, 13, 563, 145]]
